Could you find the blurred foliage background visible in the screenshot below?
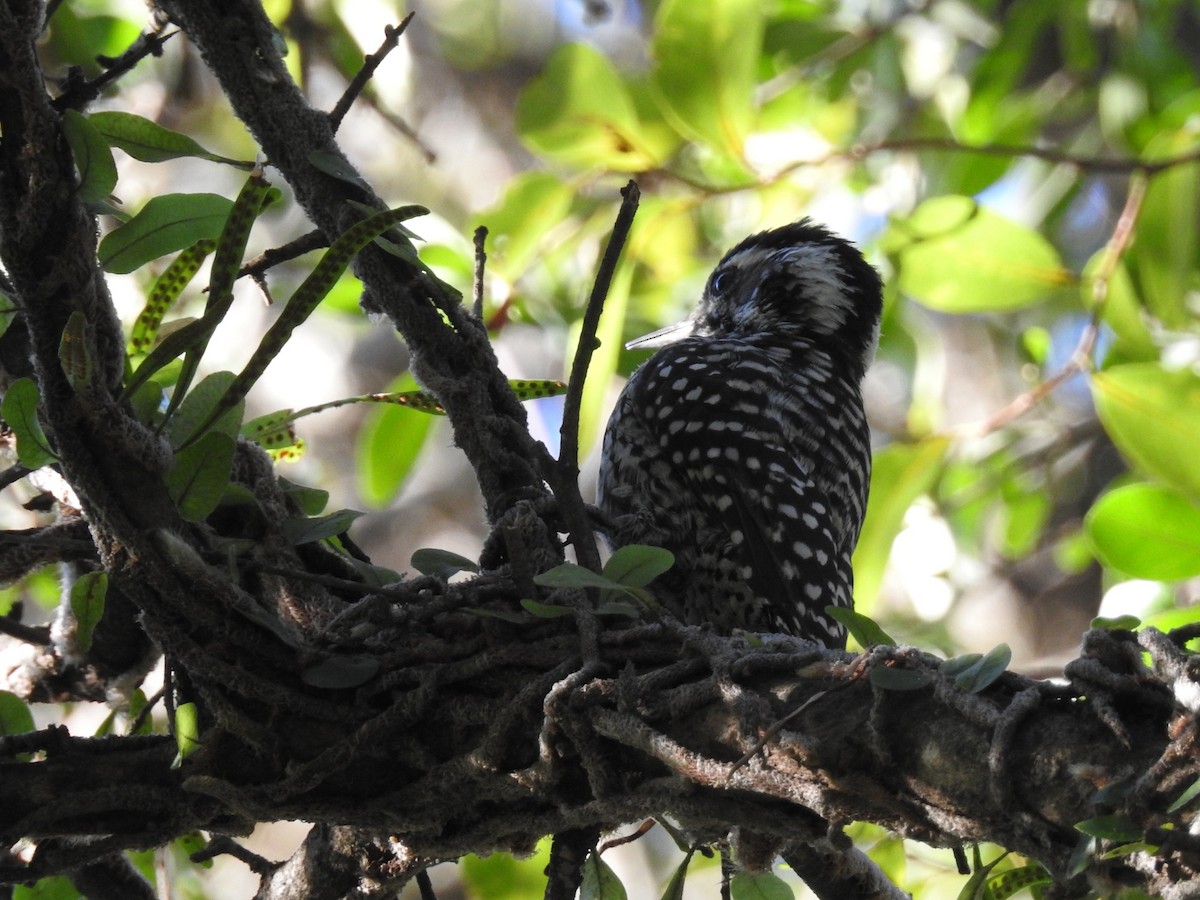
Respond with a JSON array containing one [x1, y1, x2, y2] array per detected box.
[[6, 0, 1200, 896]]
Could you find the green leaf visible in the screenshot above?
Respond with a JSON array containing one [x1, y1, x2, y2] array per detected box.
[[277, 477, 329, 516], [1091, 614, 1142, 631], [165, 371, 245, 448], [1086, 483, 1200, 580], [62, 109, 117, 203], [166, 431, 235, 521], [357, 375, 435, 507], [89, 111, 254, 168], [59, 311, 97, 397], [241, 410, 306, 462], [12, 875, 79, 900], [172, 701, 201, 766], [410, 548, 479, 578], [281, 508, 364, 545], [69, 572, 107, 654], [581, 852, 627, 900], [946, 644, 1011, 693], [852, 437, 950, 610], [176, 832, 213, 868], [534, 563, 624, 592], [825, 606, 895, 647], [602, 544, 675, 588], [729, 869, 794, 900], [300, 654, 381, 689], [517, 43, 676, 171], [659, 849, 693, 900], [129, 240, 216, 355], [0, 690, 35, 736], [891, 196, 1071, 312], [1091, 364, 1200, 497], [869, 666, 934, 691], [180, 205, 430, 446], [1075, 816, 1142, 842], [651, 0, 762, 159], [480, 172, 575, 275], [2, 377, 58, 468], [520, 598, 576, 619], [1168, 776, 1200, 813], [98, 193, 235, 274], [308, 149, 370, 190]]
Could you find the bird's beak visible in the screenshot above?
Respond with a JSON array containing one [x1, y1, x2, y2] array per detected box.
[[624, 319, 695, 350]]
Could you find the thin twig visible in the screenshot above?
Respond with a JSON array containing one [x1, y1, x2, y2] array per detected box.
[[238, 229, 329, 283], [51, 30, 177, 111], [0, 616, 49, 645], [473, 226, 488, 320], [550, 182, 640, 573], [328, 15, 413, 133], [189, 835, 274, 875], [967, 172, 1147, 436]]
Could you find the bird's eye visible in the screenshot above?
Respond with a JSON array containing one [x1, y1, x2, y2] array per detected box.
[[710, 269, 733, 296]]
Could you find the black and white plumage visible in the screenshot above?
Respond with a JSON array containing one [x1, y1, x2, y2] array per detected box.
[[597, 220, 883, 648]]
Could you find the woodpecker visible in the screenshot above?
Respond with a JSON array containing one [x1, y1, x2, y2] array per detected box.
[[597, 220, 883, 648]]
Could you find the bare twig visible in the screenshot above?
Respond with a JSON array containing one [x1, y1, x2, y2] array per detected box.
[[473, 226, 488, 320], [551, 181, 640, 572], [51, 30, 177, 111], [967, 172, 1147, 436], [328, 15, 413, 133]]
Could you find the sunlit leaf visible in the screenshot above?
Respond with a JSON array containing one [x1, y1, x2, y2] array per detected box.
[[1092, 364, 1200, 497], [651, 0, 762, 159], [826, 606, 895, 647], [891, 196, 1072, 312], [0, 690, 34, 736], [357, 375, 435, 508], [1086, 483, 1200, 580], [129, 240, 216, 355], [172, 701, 201, 766]]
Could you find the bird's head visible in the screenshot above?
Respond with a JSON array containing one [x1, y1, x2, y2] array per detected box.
[[629, 220, 884, 380]]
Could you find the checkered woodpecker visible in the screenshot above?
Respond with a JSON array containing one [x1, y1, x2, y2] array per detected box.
[[597, 220, 883, 648]]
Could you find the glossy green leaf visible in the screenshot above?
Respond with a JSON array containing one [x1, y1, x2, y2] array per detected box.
[[301, 654, 381, 689], [651, 0, 762, 158], [172, 701, 201, 766], [410, 548, 479, 578], [826, 606, 895, 647], [69, 571, 107, 654], [852, 437, 950, 610], [1168, 776, 1200, 813], [581, 852, 627, 900], [517, 43, 675, 171], [99, 194, 234, 274], [89, 111, 254, 168], [729, 869, 793, 900], [1092, 364, 1200, 497], [281, 508, 364, 545], [1086, 484, 1200, 580], [0, 690, 34, 736], [659, 849, 693, 900], [2, 377, 58, 468], [602, 544, 675, 588], [166, 431, 235, 521], [892, 196, 1071, 312], [63, 109, 117, 203], [357, 375, 435, 508]]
